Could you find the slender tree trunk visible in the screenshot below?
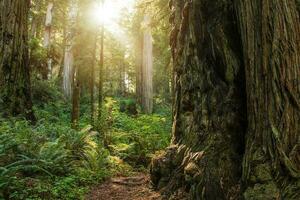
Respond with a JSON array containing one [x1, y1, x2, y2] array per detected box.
[[71, 65, 80, 129], [135, 33, 143, 105], [30, 0, 43, 38], [90, 34, 97, 125], [43, 2, 53, 80], [141, 15, 153, 114], [98, 23, 104, 119], [63, 45, 74, 98], [63, 1, 76, 98], [118, 54, 126, 96], [71, 0, 96, 128], [0, 0, 35, 121], [122, 59, 126, 95], [59, 9, 67, 80], [236, 0, 300, 198]]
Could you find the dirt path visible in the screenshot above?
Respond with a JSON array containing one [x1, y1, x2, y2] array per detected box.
[[86, 173, 162, 200]]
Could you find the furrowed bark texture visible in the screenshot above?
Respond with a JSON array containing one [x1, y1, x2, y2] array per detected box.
[[151, 0, 246, 199], [0, 0, 35, 120], [151, 0, 300, 199], [236, 0, 300, 199]]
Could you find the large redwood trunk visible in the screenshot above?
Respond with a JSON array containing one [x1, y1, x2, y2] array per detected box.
[[0, 0, 35, 121], [151, 0, 246, 199], [151, 0, 300, 199], [236, 0, 300, 198]]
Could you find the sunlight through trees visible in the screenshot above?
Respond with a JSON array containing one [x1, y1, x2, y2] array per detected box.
[[1, 0, 299, 199]]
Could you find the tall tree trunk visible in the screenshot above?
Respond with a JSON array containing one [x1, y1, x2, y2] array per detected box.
[[151, 0, 246, 199], [71, 65, 80, 129], [141, 15, 153, 114], [135, 32, 143, 105], [59, 8, 67, 80], [90, 34, 97, 125], [63, 1, 76, 98], [119, 54, 126, 96], [236, 0, 300, 199], [0, 0, 35, 121], [44, 2, 53, 80], [98, 22, 104, 119], [30, 0, 43, 39], [151, 0, 300, 199], [63, 45, 74, 98]]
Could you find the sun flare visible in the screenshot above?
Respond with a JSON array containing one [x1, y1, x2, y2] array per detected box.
[[91, 0, 135, 33]]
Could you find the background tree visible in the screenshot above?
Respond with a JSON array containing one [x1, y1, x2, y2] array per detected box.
[[0, 0, 35, 121], [98, 4, 104, 120], [44, 2, 54, 79], [140, 15, 154, 114], [71, 0, 96, 129]]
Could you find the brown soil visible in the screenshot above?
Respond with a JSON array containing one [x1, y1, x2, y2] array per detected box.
[[86, 173, 162, 200]]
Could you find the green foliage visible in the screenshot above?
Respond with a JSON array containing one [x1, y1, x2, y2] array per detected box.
[[29, 38, 48, 66], [31, 79, 63, 106], [119, 98, 138, 115], [0, 100, 109, 199], [0, 81, 171, 199], [105, 98, 171, 167]]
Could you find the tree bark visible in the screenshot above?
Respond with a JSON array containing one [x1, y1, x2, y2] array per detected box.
[[90, 34, 97, 125], [59, 7, 68, 80], [151, 0, 300, 199], [141, 15, 153, 114], [119, 58, 125, 96], [44, 2, 53, 80], [135, 33, 143, 105], [0, 0, 35, 121], [236, 0, 300, 199], [98, 23, 104, 120], [151, 0, 246, 198], [71, 64, 80, 130]]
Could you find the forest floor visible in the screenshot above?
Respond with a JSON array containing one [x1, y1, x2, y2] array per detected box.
[[86, 173, 161, 200]]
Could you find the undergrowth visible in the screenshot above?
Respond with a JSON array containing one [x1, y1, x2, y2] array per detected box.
[[105, 98, 171, 167], [0, 79, 171, 199]]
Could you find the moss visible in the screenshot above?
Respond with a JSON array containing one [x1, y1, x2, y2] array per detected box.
[[250, 164, 272, 183], [244, 182, 280, 200]]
